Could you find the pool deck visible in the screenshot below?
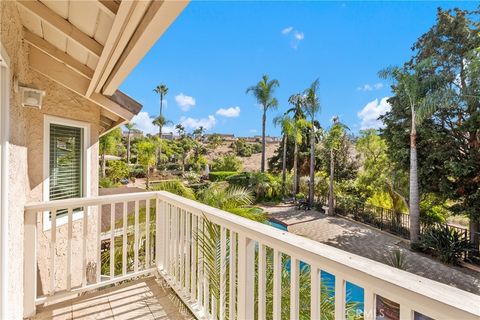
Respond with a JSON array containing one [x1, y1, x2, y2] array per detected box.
[[260, 204, 480, 295]]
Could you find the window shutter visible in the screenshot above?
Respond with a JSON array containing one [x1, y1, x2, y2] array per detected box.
[[49, 124, 83, 201]]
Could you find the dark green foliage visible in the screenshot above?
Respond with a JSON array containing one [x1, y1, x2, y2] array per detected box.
[[130, 165, 146, 178], [211, 154, 243, 172], [150, 180, 196, 200], [417, 224, 472, 265], [232, 139, 262, 157], [209, 171, 239, 182]]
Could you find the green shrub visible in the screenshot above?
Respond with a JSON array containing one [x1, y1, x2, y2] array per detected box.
[[183, 171, 201, 184], [106, 160, 130, 183], [232, 139, 262, 157], [417, 224, 471, 265], [209, 171, 239, 182], [131, 165, 146, 178], [99, 177, 118, 188], [386, 248, 408, 270], [211, 154, 242, 172], [226, 172, 251, 188], [151, 180, 196, 200]]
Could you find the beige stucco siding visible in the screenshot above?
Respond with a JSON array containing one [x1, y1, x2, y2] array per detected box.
[[1, 2, 102, 317]]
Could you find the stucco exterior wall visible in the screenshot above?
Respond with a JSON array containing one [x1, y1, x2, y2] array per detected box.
[[1, 2, 102, 317]]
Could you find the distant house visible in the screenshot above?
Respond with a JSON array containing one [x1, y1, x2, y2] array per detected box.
[[161, 132, 176, 140], [123, 129, 143, 139], [253, 135, 281, 143], [204, 133, 236, 142]]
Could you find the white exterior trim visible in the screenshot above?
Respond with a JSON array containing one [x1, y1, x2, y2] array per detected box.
[[42, 115, 91, 230], [0, 41, 10, 320]]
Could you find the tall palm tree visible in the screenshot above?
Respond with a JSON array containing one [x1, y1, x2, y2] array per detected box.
[[153, 84, 169, 166], [287, 93, 307, 196], [303, 79, 321, 207], [273, 113, 293, 196], [325, 117, 348, 215], [124, 122, 135, 164], [379, 61, 445, 243], [152, 115, 172, 167], [246, 75, 280, 172]]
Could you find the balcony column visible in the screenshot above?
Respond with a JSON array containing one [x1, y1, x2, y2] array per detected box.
[[24, 210, 37, 317]]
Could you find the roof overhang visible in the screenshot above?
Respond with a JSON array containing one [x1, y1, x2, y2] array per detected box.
[[17, 0, 189, 133]]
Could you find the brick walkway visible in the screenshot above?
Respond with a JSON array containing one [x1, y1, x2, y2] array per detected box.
[[262, 204, 480, 295]]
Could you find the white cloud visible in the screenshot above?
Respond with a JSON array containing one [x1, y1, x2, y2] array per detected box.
[[281, 26, 293, 34], [357, 82, 384, 92], [175, 93, 196, 111], [357, 97, 391, 130], [294, 31, 304, 40], [131, 111, 175, 135], [216, 106, 241, 118], [180, 115, 216, 130], [281, 26, 304, 49]]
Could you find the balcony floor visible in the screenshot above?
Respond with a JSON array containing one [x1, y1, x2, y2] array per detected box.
[[33, 277, 194, 320]]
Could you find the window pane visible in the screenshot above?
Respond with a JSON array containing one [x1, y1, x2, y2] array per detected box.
[[376, 295, 400, 320], [49, 124, 83, 202]]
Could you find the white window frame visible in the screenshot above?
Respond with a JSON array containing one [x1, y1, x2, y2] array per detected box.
[[43, 115, 91, 230]]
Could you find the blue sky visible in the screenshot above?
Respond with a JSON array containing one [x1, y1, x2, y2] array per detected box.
[[121, 1, 478, 137]]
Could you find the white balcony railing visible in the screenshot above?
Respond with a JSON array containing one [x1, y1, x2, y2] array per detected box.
[[24, 191, 479, 319]]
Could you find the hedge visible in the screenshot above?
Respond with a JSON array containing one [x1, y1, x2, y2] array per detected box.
[[209, 171, 239, 182]]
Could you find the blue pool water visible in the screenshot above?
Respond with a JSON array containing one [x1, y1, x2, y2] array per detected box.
[[267, 219, 365, 317]]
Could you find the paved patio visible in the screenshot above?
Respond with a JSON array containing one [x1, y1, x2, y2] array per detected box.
[[33, 277, 194, 320], [262, 204, 480, 295]]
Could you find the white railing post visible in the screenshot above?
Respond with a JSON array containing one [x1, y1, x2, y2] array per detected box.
[[155, 195, 164, 270], [364, 289, 375, 320], [23, 210, 37, 317], [335, 275, 345, 319], [237, 234, 254, 320]]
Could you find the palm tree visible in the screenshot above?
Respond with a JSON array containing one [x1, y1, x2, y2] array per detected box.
[[153, 84, 169, 166], [287, 93, 307, 196], [246, 75, 280, 172], [124, 122, 135, 164], [273, 113, 293, 196], [379, 61, 446, 243], [99, 128, 122, 178], [325, 117, 348, 215], [303, 79, 321, 207], [137, 140, 156, 190]]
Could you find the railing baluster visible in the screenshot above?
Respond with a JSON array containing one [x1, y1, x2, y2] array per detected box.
[[310, 266, 320, 320], [82, 206, 88, 287], [290, 257, 300, 320], [96, 204, 101, 283], [197, 217, 204, 313], [272, 249, 282, 320], [134, 200, 139, 273], [220, 226, 227, 320], [258, 243, 266, 320], [229, 231, 236, 320], [50, 209, 57, 295], [122, 201, 127, 276], [191, 213, 197, 300], [155, 197, 163, 269], [237, 234, 254, 320], [168, 203, 173, 275], [145, 198, 150, 268], [335, 275, 345, 319], [66, 207, 73, 290], [364, 288, 375, 320], [180, 208, 185, 288], [173, 206, 179, 283], [110, 203, 115, 279], [185, 210, 191, 295]]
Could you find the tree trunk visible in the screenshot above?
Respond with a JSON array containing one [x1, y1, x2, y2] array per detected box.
[[261, 109, 266, 172], [158, 125, 163, 168], [328, 147, 335, 215], [281, 134, 287, 196], [293, 139, 298, 196], [409, 129, 421, 243], [101, 151, 106, 178], [469, 219, 479, 253], [309, 127, 315, 207], [127, 132, 131, 164], [146, 168, 150, 190]]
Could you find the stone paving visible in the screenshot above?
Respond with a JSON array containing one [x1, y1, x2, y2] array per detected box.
[[33, 277, 194, 320], [262, 204, 480, 295]]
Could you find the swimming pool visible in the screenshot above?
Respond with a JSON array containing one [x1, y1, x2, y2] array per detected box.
[[266, 218, 365, 316]]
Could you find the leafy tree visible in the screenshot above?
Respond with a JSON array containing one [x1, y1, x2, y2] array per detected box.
[[175, 124, 195, 172], [124, 122, 135, 164], [137, 140, 156, 189], [246, 74, 280, 172], [207, 134, 223, 149], [99, 128, 122, 178], [273, 113, 293, 194], [107, 160, 130, 183], [152, 115, 172, 167]]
